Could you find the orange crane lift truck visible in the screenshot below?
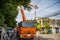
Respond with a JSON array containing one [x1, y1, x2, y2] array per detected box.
[[16, 5, 36, 40]]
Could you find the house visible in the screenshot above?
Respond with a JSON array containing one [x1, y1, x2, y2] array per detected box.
[[36, 18, 60, 34]]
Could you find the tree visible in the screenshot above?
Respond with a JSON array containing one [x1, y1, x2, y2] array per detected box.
[[0, 12, 4, 26], [35, 20, 42, 33], [44, 22, 50, 29], [18, 0, 32, 11], [0, 0, 18, 28], [44, 22, 50, 34], [0, 0, 31, 28]]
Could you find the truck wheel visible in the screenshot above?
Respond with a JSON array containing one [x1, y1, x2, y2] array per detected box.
[[31, 38, 33, 40]]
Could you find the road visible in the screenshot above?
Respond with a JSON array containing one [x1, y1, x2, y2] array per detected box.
[[0, 31, 60, 40], [11, 35, 53, 40], [0, 33, 57, 40], [0, 34, 57, 40]]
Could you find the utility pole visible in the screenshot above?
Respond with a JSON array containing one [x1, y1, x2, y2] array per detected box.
[[28, 4, 39, 20], [34, 5, 38, 20]]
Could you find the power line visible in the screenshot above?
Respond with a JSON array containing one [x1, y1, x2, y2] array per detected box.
[[39, 0, 60, 12], [27, 0, 41, 16], [45, 10, 60, 18], [26, 0, 60, 19]]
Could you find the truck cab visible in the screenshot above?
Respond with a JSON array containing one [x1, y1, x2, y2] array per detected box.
[[18, 21, 36, 39]]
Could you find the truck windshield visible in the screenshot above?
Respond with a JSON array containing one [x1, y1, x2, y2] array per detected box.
[[19, 22, 36, 27]]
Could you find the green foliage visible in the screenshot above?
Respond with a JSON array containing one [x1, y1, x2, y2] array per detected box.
[[18, 0, 32, 11], [35, 21, 41, 29], [44, 22, 50, 29], [0, 12, 4, 26], [0, 0, 31, 28], [0, 0, 18, 28]]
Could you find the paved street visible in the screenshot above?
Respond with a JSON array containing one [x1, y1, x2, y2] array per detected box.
[[38, 34, 60, 40], [0, 31, 60, 40], [11, 35, 53, 40], [36, 31, 60, 40], [0, 34, 60, 40], [34, 36, 53, 40]]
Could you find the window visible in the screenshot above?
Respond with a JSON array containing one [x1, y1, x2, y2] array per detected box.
[[19, 22, 36, 27]]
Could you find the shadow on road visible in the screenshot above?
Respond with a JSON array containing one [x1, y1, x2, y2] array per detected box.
[[18, 38, 33, 40]]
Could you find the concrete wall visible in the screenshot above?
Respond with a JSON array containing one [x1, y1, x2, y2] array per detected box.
[[59, 28, 60, 33], [52, 27, 56, 34], [52, 27, 60, 34]]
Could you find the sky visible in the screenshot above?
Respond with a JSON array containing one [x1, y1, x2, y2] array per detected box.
[[16, 0, 60, 22]]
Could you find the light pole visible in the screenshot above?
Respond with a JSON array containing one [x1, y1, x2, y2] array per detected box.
[[34, 5, 38, 20], [28, 4, 39, 20]]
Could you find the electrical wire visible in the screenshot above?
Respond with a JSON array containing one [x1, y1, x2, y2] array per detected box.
[[27, 0, 60, 19], [44, 10, 60, 18], [39, 0, 60, 12], [26, 0, 41, 17]]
